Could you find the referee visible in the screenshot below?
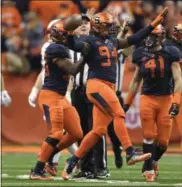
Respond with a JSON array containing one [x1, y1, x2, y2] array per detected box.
[[70, 14, 109, 179]]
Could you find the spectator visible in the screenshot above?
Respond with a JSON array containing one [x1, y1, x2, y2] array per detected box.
[[29, 1, 78, 28], [23, 12, 44, 70], [2, 0, 22, 37], [3, 34, 30, 74]]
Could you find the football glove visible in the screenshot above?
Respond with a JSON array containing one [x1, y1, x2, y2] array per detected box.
[[169, 103, 179, 117], [1, 90, 12, 107], [28, 87, 39, 107]]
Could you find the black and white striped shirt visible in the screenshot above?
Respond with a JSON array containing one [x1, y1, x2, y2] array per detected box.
[[69, 49, 88, 87], [116, 51, 126, 93]]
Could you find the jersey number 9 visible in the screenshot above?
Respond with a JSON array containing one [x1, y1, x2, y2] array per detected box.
[[99, 46, 117, 67]]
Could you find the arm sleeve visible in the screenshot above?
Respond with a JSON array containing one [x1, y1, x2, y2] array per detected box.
[[67, 35, 91, 56], [67, 35, 86, 52], [127, 25, 153, 46]]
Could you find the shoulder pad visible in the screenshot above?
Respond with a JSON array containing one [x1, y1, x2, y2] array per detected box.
[[164, 45, 181, 62]]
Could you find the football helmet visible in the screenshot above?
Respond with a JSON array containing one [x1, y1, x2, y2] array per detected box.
[[145, 24, 165, 48], [172, 21, 182, 43], [90, 12, 115, 37], [46, 19, 68, 44]]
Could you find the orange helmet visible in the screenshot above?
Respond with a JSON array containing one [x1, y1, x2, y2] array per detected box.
[[145, 24, 165, 48], [90, 12, 114, 37], [46, 19, 61, 35], [48, 19, 68, 43], [172, 21, 182, 43]]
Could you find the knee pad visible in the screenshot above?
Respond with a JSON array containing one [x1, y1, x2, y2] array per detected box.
[[45, 136, 59, 148], [93, 127, 107, 137]]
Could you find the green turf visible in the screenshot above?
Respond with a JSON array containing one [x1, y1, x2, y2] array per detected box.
[[1, 153, 182, 186]]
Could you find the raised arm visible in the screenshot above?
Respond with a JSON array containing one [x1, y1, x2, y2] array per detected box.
[[123, 65, 142, 112], [118, 7, 168, 49]]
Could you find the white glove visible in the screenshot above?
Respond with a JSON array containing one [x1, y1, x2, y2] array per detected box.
[[66, 91, 72, 104], [1, 90, 12, 107], [28, 87, 39, 107]]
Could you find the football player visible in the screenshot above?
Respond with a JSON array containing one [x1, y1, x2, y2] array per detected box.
[[124, 24, 182, 182], [58, 8, 168, 180], [163, 21, 182, 147], [28, 19, 79, 177], [29, 19, 87, 180]]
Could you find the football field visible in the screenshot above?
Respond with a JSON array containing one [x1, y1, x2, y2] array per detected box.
[[1, 153, 182, 187]]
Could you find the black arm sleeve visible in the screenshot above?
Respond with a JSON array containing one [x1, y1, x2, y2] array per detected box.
[[67, 35, 85, 52], [127, 25, 153, 45]]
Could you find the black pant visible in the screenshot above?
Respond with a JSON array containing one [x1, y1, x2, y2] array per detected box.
[[71, 87, 107, 172]]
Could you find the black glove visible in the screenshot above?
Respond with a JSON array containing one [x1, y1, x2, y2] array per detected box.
[[123, 104, 130, 113], [169, 103, 179, 117], [116, 91, 124, 107]]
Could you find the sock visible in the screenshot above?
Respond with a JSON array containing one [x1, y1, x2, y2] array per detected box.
[[126, 146, 134, 155], [68, 143, 78, 155], [143, 142, 154, 171], [52, 152, 61, 164], [153, 143, 167, 162], [75, 131, 100, 159], [113, 117, 132, 149], [34, 161, 45, 174], [39, 141, 54, 163], [48, 147, 60, 165]]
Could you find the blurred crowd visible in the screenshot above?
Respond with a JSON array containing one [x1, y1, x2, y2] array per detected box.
[[2, 0, 182, 74]]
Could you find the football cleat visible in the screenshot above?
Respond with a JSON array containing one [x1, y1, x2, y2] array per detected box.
[[44, 163, 58, 176], [95, 168, 110, 179], [29, 169, 53, 180], [62, 158, 78, 180], [126, 149, 151, 165], [143, 170, 156, 182], [153, 161, 159, 179], [73, 171, 96, 179]]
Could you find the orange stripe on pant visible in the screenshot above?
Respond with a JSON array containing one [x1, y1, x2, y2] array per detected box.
[[75, 79, 132, 160], [140, 95, 173, 146]]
